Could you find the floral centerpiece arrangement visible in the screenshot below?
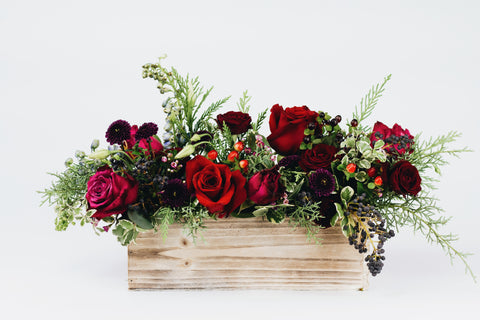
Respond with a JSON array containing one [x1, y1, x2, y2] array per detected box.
[[40, 57, 473, 278]]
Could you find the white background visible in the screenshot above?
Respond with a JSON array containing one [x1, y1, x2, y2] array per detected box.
[[1, 0, 479, 319]]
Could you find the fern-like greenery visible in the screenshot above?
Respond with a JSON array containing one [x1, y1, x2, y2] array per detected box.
[[353, 74, 392, 132]]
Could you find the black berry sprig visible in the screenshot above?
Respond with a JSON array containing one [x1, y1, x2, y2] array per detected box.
[[346, 194, 395, 276]]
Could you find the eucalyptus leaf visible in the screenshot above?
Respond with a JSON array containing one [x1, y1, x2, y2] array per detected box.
[[128, 210, 154, 230]]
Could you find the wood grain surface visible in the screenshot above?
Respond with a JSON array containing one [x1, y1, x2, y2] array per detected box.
[[128, 217, 368, 290]]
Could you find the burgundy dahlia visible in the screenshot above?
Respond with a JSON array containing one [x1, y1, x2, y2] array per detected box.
[[309, 168, 335, 197], [105, 120, 131, 145], [135, 122, 159, 141], [278, 155, 301, 169], [162, 178, 190, 207]]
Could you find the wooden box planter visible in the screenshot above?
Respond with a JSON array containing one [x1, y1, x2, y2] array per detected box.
[[128, 217, 368, 290]]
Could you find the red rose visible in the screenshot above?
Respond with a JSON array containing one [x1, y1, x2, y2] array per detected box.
[[126, 125, 164, 155], [86, 166, 138, 219], [247, 166, 285, 205], [186, 155, 247, 218], [267, 104, 318, 155], [299, 143, 337, 172], [216, 111, 252, 135], [389, 160, 422, 196]]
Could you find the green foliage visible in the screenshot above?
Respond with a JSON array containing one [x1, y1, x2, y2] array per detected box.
[[237, 90, 251, 113], [353, 74, 392, 131], [288, 202, 324, 245], [378, 193, 475, 281], [143, 57, 230, 146], [39, 158, 102, 231], [252, 108, 268, 133]]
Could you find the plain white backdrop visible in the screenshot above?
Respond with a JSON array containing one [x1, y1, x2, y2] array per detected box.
[[1, 0, 479, 319]]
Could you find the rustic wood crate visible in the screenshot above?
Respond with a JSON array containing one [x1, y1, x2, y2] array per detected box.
[[128, 217, 368, 290]]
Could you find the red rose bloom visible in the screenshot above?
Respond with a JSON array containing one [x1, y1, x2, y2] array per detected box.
[[267, 104, 318, 156], [389, 160, 422, 196], [299, 143, 337, 172], [247, 166, 285, 205], [216, 111, 252, 135], [126, 125, 164, 155], [186, 155, 247, 218], [86, 166, 138, 219]]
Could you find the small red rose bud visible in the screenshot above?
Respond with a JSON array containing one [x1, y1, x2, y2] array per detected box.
[[227, 150, 239, 162], [346, 163, 356, 173], [374, 176, 383, 186], [367, 167, 376, 178], [234, 141, 245, 152], [207, 150, 218, 160], [239, 160, 248, 169]]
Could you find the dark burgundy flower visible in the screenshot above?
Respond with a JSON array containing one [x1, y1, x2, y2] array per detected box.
[[389, 160, 422, 196], [314, 194, 340, 228], [216, 111, 252, 135], [309, 168, 335, 198], [135, 122, 158, 141], [247, 166, 285, 205], [278, 155, 301, 169], [162, 179, 190, 207], [299, 143, 337, 172], [105, 120, 131, 145]]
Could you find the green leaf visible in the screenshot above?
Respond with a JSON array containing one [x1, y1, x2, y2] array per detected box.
[[330, 213, 339, 227], [357, 141, 371, 154], [300, 142, 307, 150], [334, 202, 345, 219], [304, 128, 313, 135], [340, 186, 354, 203], [128, 210, 154, 230], [119, 220, 134, 230], [267, 210, 285, 223], [358, 159, 371, 169], [355, 171, 368, 182], [373, 140, 385, 149], [312, 139, 322, 144], [374, 150, 387, 162], [252, 207, 269, 217], [368, 182, 376, 189]]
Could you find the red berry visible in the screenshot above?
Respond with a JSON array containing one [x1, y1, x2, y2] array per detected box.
[[239, 160, 248, 169], [367, 167, 376, 178], [374, 176, 383, 186], [227, 150, 239, 162], [346, 163, 356, 173], [207, 150, 218, 160], [234, 141, 245, 152]]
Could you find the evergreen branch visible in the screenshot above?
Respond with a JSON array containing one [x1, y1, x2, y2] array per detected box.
[[353, 74, 392, 131], [379, 195, 476, 281], [288, 202, 324, 245], [194, 96, 230, 132], [252, 108, 268, 133], [237, 90, 252, 113]]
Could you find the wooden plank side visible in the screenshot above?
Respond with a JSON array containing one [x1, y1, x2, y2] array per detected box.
[[128, 217, 369, 290]]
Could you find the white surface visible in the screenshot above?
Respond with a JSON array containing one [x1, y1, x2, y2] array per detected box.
[[1, 0, 479, 319]]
